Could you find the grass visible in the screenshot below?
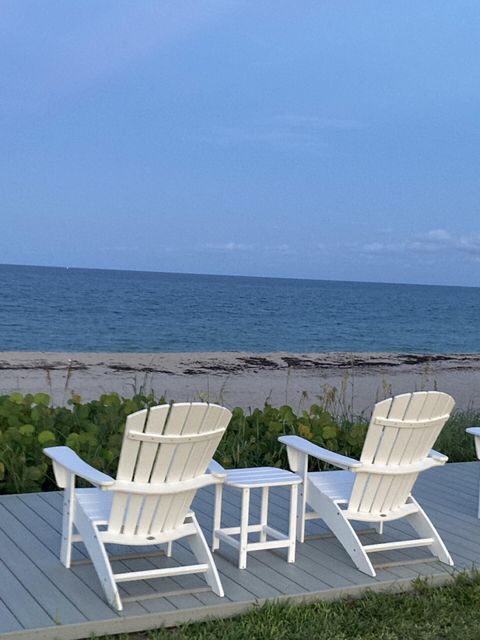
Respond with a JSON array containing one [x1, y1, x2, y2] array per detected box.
[[98, 572, 480, 640]]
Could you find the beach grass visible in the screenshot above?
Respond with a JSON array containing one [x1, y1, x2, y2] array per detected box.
[[98, 571, 480, 640], [435, 409, 479, 462]]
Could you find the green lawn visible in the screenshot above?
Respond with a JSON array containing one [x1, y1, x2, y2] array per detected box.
[[101, 572, 480, 640]]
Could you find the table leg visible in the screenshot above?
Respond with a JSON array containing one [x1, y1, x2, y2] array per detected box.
[[239, 488, 250, 569], [260, 487, 269, 543]]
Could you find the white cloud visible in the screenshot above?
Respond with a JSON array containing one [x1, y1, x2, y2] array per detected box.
[[194, 112, 365, 150], [422, 229, 452, 242], [275, 114, 366, 131], [195, 125, 329, 149], [202, 242, 254, 252], [360, 229, 480, 259], [362, 241, 407, 254], [268, 243, 296, 256], [200, 241, 298, 256]]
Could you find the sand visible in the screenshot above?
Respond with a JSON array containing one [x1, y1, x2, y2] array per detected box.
[[0, 351, 479, 413]]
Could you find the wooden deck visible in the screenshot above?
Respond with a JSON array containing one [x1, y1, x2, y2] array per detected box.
[[1, 462, 480, 639]]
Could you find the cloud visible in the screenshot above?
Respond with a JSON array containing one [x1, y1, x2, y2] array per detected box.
[[200, 242, 297, 256], [362, 241, 407, 254], [275, 243, 295, 255], [195, 126, 329, 149], [360, 229, 480, 259], [422, 229, 452, 242], [202, 242, 254, 252], [194, 113, 365, 150], [275, 114, 366, 131]]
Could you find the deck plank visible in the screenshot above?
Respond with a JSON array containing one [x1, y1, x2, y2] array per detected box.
[[0, 502, 115, 620], [0, 524, 86, 626], [0, 559, 53, 630], [0, 600, 22, 633]]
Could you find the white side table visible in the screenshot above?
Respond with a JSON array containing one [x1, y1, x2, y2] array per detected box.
[[211, 465, 302, 569]]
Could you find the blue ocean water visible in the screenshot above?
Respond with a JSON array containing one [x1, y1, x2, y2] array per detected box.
[[0, 264, 479, 352]]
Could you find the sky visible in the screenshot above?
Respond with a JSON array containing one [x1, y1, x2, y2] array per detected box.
[[1, 1, 480, 286]]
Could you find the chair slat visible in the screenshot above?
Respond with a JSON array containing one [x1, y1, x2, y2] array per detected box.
[[148, 404, 191, 485], [115, 410, 148, 481], [369, 474, 394, 514], [168, 404, 209, 483], [122, 405, 171, 536], [133, 405, 170, 482], [359, 397, 393, 464], [108, 492, 129, 534]]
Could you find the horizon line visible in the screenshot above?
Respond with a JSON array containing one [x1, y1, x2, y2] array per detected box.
[[0, 261, 476, 290]]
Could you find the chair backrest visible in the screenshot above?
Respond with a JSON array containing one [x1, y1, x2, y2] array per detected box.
[[108, 402, 231, 538], [348, 391, 454, 516]]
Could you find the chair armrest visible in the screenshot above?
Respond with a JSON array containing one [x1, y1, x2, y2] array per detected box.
[[466, 426, 480, 459], [428, 449, 448, 464], [278, 435, 362, 470], [466, 426, 480, 437], [207, 459, 226, 479], [44, 446, 115, 489]]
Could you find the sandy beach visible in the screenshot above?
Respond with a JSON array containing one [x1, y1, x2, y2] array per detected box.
[[0, 351, 479, 413]]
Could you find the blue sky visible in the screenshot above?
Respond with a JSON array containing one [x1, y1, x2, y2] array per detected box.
[[1, 1, 480, 286]]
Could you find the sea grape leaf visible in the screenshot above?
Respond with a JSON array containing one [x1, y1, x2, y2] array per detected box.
[[322, 425, 338, 440], [19, 424, 35, 436], [33, 393, 50, 406], [38, 430, 56, 445]]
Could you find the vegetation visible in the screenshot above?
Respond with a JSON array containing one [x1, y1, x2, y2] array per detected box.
[[98, 572, 480, 640], [0, 390, 477, 495]]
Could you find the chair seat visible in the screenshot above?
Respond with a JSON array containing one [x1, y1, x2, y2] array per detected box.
[[308, 470, 354, 504], [76, 489, 197, 528], [76, 488, 112, 521]]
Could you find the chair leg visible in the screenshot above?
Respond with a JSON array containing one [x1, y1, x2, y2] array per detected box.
[[212, 483, 223, 552], [187, 514, 224, 597], [406, 498, 453, 566], [74, 503, 122, 611], [60, 475, 75, 568], [287, 484, 298, 563], [308, 488, 376, 577], [296, 482, 307, 543]]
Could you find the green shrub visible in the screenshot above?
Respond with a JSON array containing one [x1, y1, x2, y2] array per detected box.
[[215, 403, 368, 471], [0, 391, 477, 495], [0, 391, 161, 493]]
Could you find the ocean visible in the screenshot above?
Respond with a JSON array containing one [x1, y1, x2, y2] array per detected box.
[[0, 264, 478, 353]]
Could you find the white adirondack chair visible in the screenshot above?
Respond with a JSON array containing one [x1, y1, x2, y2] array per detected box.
[[279, 391, 455, 577], [465, 426, 480, 517], [44, 402, 232, 610]]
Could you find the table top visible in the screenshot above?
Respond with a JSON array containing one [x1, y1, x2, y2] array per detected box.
[[223, 466, 302, 488]]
